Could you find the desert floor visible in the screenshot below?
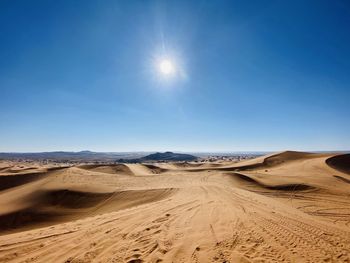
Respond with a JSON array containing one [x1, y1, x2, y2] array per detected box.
[[0, 151, 349, 263]]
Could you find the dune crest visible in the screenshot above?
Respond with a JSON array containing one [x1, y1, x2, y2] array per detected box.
[[78, 164, 134, 175]]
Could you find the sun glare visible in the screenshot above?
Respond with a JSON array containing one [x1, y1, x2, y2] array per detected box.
[[159, 59, 174, 75], [150, 52, 185, 84]]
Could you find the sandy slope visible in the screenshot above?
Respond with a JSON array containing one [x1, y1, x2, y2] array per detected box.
[[0, 152, 349, 263]]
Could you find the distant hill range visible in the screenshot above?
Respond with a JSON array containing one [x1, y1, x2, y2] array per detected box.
[[0, 151, 148, 162], [0, 151, 197, 163], [118, 152, 198, 163]]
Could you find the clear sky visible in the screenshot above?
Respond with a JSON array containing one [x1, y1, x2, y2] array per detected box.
[[1, 0, 349, 152]]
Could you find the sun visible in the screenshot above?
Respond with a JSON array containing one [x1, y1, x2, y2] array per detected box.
[[159, 59, 175, 75]]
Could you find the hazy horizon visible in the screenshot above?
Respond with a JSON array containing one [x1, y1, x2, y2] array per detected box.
[[1, 1, 349, 152], [0, 149, 348, 154]]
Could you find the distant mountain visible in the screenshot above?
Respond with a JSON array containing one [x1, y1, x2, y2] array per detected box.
[[141, 151, 197, 161], [118, 151, 198, 163]]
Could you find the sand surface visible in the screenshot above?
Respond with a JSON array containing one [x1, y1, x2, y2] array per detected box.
[[0, 151, 350, 262]]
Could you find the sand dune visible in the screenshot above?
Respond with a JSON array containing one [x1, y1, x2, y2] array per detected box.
[[0, 151, 349, 262], [124, 163, 169, 175], [0, 167, 67, 191], [231, 172, 316, 191], [0, 172, 46, 191], [0, 187, 175, 234], [78, 164, 134, 176], [186, 151, 328, 172], [326, 153, 350, 175]]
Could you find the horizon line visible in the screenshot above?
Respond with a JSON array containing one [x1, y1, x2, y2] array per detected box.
[[1, 149, 349, 154]]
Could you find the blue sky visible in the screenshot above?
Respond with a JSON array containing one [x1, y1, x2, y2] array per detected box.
[[1, 0, 349, 152]]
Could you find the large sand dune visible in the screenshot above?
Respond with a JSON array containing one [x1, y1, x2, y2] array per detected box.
[[0, 151, 350, 262]]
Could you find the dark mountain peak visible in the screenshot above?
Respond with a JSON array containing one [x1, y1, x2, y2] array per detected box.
[[140, 152, 197, 162]]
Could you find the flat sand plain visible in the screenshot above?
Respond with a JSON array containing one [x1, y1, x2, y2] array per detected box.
[[0, 151, 350, 263]]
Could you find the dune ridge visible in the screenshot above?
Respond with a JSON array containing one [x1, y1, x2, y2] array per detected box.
[[0, 172, 46, 191], [231, 172, 316, 191], [326, 153, 350, 175], [78, 164, 134, 175]]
